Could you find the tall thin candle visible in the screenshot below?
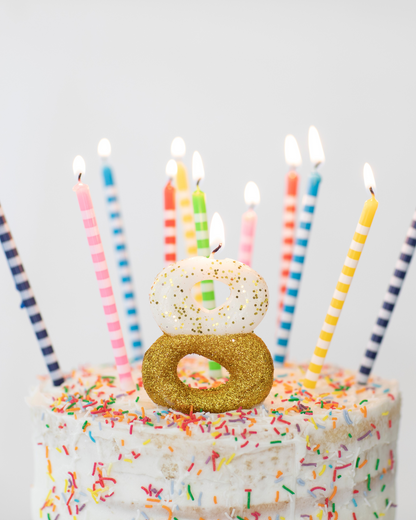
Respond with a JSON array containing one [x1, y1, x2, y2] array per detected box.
[[274, 127, 325, 365], [164, 159, 177, 267], [238, 182, 260, 267], [98, 139, 144, 361], [0, 203, 64, 386], [357, 209, 416, 384], [73, 156, 134, 391], [304, 164, 379, 389], [277, 135, 301, 328]]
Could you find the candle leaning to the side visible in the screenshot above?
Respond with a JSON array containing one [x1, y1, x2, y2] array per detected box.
[[238, 182, 260, 267], [0, 203, 64, 386], [304, 164, 379, 389], [73, 156, 134, 391], [357, 209, 416, 384], [98, 139, 144, 361]]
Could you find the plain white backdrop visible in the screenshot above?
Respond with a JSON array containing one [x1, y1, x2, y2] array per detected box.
[[0, 1, 415, 517]]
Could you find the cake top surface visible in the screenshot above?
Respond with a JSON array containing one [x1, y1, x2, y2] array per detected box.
[[28, 357, 399, 443]]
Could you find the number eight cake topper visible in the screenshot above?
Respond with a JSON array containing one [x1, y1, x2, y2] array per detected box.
[[142, 224, 274, 414]]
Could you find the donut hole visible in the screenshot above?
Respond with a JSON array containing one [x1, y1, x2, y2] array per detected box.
[[192, 281, 231, 309], [177, 355, 230, 388]]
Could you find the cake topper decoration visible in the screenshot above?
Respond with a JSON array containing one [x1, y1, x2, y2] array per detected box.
[[142, 220, 273, 413]]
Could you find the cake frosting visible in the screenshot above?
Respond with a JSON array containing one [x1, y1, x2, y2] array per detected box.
[[28, 359, 399, 520]]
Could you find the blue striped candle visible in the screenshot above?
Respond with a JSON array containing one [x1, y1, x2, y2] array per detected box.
[[0, 203, 64, 386], [274, 172, 322, 365], [357, 209, 416, 384], [98, 139, 144, 361]]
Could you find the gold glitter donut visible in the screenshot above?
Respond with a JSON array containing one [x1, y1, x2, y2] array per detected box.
[[142, 333, 274, 414]]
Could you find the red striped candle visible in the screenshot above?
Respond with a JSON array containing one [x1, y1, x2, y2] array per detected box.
[[164, 160, 177, 267], [238, 182, 260, 267], [72, 156, 134, 391], [277, 136, 301, 328]]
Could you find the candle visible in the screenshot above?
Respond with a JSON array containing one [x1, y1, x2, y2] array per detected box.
[[274, 127, 324, 365], [357, 208, 416, 384], [98, 139, 144, 361], [277, 135, 301, 328], [73, 156, 134, 391], [304, 164, 379, 389], [0, 203, 64, 386], [238, 182, 260, 266], [192, 151, 216, 310], [164, 159, 177, 267]]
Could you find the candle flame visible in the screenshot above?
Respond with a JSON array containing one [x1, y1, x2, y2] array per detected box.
[[73, 155, 86, 177], [192, 151, 205, 182], [171, 137, 186, 158], [209, 212, 225, 249], [308, 126, 325, 166], [363, 163, 376, 191], [97, 138, 111, 158], [244, 181, 260, 207], [284, 135, 302, 167], [166, 159, 178, 179]]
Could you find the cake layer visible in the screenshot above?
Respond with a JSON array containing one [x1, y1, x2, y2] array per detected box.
[[28, 359, 399, 519]]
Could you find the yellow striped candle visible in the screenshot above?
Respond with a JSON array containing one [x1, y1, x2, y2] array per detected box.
[[304, 164, 378, 389]]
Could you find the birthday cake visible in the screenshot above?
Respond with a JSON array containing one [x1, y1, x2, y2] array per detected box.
[[28, 359, 399, 520]]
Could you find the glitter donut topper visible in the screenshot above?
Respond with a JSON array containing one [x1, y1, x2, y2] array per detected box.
[[149, 257, 269, 335], [143, 256, 273, 413]]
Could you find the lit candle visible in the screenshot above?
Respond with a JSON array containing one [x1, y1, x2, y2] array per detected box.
[[357, 208, 416, 384], [192, 151, 216, 310], [98, 139, 144, 361], [0, 203, 64, 386], [73, 156, 134, 391], [164, 159, 177, 267], [238, 182, 260, 266], [274, 126, 324, 365], [304, 164, 379, 389], [277, 135, 301, 328]]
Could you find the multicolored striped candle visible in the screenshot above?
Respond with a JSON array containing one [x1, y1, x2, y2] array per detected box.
[[164, 159, 177, 267], [277, 135, 301, 328], [73, 156, 134, 391], [0, 203, 64, 386], [274, 126, 325, 365], [171, 138, 202, 303], [357, 208, 416, 384], [192, 151, 222, 377], [97, 139, 144, 361], [238, 181, 260, 266], [304, 164, 379, 389]]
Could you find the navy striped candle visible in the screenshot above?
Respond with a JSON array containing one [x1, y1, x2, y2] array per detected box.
[[357, 209, 416, 384], [100, 159, 144, 361], [0, 203, 64, 386]]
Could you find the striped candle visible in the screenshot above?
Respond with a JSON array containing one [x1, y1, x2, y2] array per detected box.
[[304, 164, 379, 389], [164, 160, 177, 267], [0, 203, 64, 386], [357, 209, 416, 384], [238, 182, 260, 267], [274, 172, 322, 364], [277, 135, 301, 328], [73, 156, 134, 391], [98, 140, 144, 362]]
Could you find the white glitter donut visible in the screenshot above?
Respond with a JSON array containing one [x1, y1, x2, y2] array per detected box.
[[149, 257, 269, 335]]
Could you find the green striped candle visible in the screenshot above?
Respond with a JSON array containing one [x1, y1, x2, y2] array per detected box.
[[192, 151, 221, 377]]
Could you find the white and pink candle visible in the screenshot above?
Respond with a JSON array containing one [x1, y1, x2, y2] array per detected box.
[[72, 156, 134, 391], [238, 182, 260, 267]]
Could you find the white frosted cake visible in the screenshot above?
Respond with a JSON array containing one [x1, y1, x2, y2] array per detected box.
[[28, 358, 399, 520]]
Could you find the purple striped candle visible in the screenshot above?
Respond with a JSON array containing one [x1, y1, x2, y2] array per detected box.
[[72, 156, 134, 391]]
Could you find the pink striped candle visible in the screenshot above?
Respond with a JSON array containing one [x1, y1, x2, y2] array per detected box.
[[238, 182, 260, 266], [72, 156, 134, 391], [164, 160, 177, 267]]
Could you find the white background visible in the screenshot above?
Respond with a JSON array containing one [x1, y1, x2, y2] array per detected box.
[[0, 1, 415, 517]]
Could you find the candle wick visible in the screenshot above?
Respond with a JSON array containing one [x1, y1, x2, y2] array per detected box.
[[196, 178, 201, 187], [211, 243, 222, 255], [369, 186, 375, 195], [78, 173, 82, 182], [314, 161, 321, 169]]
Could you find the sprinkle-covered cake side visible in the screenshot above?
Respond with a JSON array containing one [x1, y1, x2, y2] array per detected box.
[[28, 360, 399, 520]]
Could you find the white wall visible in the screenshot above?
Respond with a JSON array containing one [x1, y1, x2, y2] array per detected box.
[[0, 1, 415, 517]]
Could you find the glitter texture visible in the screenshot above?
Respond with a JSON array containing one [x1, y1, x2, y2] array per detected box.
[[142, 333, 274, 413]]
